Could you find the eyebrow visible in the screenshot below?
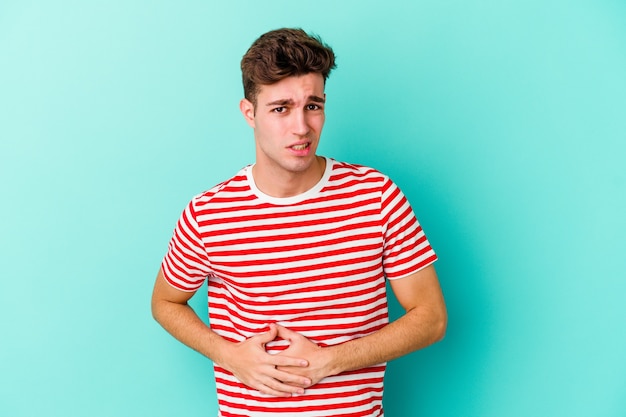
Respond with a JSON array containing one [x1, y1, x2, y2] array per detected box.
[[265, 95, 326, 106]]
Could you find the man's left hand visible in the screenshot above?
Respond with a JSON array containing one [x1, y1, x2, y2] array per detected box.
[[274, 324, 337, 387]]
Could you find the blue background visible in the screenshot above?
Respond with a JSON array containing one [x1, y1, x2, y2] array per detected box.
[[1, 1, 625, 416]]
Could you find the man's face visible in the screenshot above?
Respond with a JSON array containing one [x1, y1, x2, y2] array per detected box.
[[240, 73, 326, 178]]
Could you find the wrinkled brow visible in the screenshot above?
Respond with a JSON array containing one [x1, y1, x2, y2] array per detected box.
[[266, 95, 326, 106]]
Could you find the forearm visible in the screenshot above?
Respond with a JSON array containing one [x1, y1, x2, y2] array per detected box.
[[151, 298, 231, 364], [151, 270, 312, 396], [276, 266, 447, 385], [326, 304, 447, 375], [151, 294, 312, 396], [325, 265, 449, 374]]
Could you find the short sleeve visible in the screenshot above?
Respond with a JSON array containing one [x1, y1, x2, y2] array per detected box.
[[381, 177, 437, 279], [160, 198, 212, 291]]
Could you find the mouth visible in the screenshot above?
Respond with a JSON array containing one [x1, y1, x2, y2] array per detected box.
[[289, 142, 310, 151]]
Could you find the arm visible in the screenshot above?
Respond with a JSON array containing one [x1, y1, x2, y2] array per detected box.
[[276, 264, 447, 384], [151, 269, 311, 396]]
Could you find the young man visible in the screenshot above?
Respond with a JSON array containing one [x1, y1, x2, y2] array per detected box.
[[152, 28, 447, 417]]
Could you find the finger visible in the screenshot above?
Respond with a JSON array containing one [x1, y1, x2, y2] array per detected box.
[[273, 367, 312, 388], [249, 367, 308, 397], [252, 323, 278, 345], [274, 323, 301, 341], [256, 379, 305, 397], [271, 353, 309, 368]]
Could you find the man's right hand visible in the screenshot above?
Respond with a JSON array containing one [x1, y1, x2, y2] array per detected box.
[[218, 323, 312, 397], [152, 271, 311, 398]]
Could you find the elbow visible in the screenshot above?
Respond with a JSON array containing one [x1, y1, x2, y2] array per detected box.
[[151, 295, 166, 325], [431, 306, 448, 343], [434, 312, 447, 342], [151, 298, 160, 323]]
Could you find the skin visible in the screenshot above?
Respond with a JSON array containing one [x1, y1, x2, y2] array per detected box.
[[274, 264, 446, 386], [239, 73, 327, 198], [151, 72, 447, 397]]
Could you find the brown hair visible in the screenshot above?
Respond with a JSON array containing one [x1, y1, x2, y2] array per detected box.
[[241, 28, 336, 105]]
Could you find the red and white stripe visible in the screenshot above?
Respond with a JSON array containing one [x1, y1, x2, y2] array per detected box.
[[161, 158, 437, 416]]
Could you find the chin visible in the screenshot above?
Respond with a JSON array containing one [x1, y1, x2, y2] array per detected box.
[[286, 157, 317, 172]]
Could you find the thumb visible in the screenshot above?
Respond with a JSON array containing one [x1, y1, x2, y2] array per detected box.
[[254, 323, 278, 345], [274, 323, 300, 341]]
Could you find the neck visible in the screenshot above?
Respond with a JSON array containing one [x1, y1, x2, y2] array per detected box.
[[252, 156, 326, 198]]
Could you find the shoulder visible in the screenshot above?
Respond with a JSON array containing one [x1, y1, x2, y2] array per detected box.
[[329, 159, 390, 186], [187, 166, 252, 211], [329, 160, 409, 207]]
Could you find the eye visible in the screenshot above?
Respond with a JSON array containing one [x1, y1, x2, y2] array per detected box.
[[272, 106, 287, 113], [306, 104, 322, 111]]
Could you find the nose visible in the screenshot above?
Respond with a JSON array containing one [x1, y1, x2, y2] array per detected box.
[[291, 109, 310, 137]]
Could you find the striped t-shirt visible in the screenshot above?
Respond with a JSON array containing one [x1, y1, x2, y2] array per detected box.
[[161, 157, 437, 417]]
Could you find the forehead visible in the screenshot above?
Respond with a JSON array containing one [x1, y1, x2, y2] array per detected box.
[[257, 73, 325, 103]]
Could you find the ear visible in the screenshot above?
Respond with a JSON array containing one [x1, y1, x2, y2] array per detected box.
[[240, 98, 256, 128]]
